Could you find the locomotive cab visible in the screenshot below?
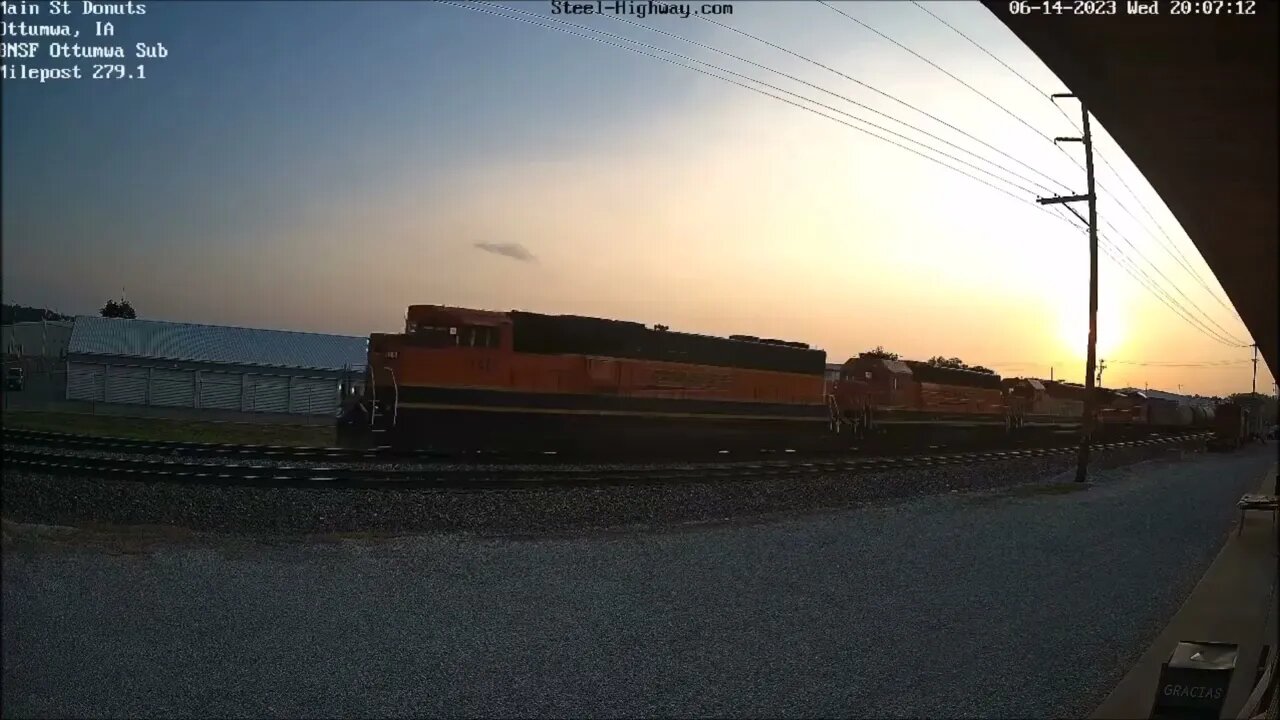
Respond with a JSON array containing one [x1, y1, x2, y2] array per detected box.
[[1001, 378, 1044, 428], [830, 356, 913, 435]]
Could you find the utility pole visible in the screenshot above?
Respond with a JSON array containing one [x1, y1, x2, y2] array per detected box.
[[1251, 343, 1258, 397], [1097, 359, 1106, 386], [1039, 94, 1098, 483]]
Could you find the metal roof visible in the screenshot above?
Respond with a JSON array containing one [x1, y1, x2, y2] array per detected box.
[[1119, 387, 1217, 407], [68, 316, 367, 372]]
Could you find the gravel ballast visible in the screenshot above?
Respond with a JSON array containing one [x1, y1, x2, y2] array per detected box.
[[2, 445, 1274, 719], [2, 441, 1201, 535]]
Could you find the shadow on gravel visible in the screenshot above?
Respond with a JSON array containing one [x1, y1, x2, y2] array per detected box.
[[964, 480, 1096, 505], [1, 519, 205, 556], [0, 518, 417, 558]]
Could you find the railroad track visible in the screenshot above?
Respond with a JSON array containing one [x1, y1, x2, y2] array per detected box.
[[2, 428, 408, 460], [0, 426, 1193, 465], [2, 432, 1210, 490], [1, 428, 845, 463]]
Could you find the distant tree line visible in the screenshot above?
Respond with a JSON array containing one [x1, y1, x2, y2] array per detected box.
[[1, 304, 71, 325], [926, 356, 995, 374], [856, 348, 994, 374], [859, 346, 899, 360]]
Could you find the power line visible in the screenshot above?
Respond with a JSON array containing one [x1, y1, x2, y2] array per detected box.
[[820, 2, 1213, 312], [909, 1, 1046, 97], [449, 1, 1250, 351], [1089, 138, 1239, 312], [908, 0, 1240, 315], [442, 2, 1068, 216], [1097, 231, 1248, 348], [1097, 233, 1247, 347], [686, 9, 1072, 194], [1043, 204, 1252, 348], [1098, 216, 1249, 345], [474, 0, 1059, 196], [1031, 113, 1243, 347], [1107, 359, 1250, 367], [1036, 92, 1237, 315], [818, 0, 1086, 174], [888, 1, 1248, 344]]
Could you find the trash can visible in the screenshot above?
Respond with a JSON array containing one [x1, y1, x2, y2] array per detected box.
[[1150, 641, 1238, 720]]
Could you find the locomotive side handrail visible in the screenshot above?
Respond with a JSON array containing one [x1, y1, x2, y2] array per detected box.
[[385, 366, 399, 428], [369, 366, 377, 428]]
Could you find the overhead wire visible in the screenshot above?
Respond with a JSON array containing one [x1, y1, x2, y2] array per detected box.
[[1029, 76, 1237, 313], [908, 0, 1242, 315], [471, 0, 1058, 196], [441, 2, 1072, 217], [1107, 359, 1250, 367], [1097, 231, 1248, 347], [1038, 200, 1247, 347], [446, 1, 1250, 350], [1089, 135, 1239, 314], [835, 0, 1250, 346], [681, 10, 1073, 194], [1098, 217, 1249, 345], [817, 0, 1084, 172]]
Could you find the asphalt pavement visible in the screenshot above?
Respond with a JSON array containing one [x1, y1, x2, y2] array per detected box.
[[2, 447, 1274, 719]]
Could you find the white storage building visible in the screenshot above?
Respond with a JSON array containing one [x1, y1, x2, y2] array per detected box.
[[65, 316, 366, 417], [3, 320, 74, 367]]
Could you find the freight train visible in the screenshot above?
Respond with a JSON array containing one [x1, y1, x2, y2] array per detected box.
[[337, 305, 1220, 452]]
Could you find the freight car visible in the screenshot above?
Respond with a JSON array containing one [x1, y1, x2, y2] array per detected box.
[[1210, 401, 1252, 450], [337, 305, 832, 453]]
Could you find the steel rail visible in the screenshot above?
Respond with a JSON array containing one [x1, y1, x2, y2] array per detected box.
[[2, 434, 1209, 490], [0, 426, 1197, 465]]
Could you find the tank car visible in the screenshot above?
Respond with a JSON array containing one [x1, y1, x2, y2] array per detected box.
[[1210, 401, 1251, 450]]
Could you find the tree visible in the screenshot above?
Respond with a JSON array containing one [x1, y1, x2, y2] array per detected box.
[[860, 346, 899, 360], [99, 299, 137, 319], [1, 304, 70, 324], [925, 356, 995, 374]]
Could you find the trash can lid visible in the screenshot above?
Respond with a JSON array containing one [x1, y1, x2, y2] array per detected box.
[[1169, 641, 1239, 670]]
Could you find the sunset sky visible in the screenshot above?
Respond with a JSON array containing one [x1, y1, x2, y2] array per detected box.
[[1, 1, 1270, 397]]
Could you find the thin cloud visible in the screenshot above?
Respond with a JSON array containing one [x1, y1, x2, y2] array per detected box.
[[474, 242, 537, 263]]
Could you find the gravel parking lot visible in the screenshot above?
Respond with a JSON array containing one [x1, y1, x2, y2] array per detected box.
[[2, 446, 1274, 718]]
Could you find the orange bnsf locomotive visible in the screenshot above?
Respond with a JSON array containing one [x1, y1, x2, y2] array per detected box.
[[338, 305, 831, 452], [825, 356, 1216, 440], [339, 305, 1220, 452]]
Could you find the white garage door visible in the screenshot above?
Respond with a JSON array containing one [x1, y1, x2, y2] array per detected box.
[[105, 366, 149, 405], [198, 372, 242, 410], [149, 369, 195, 407], [67, 362, 105, 402], [245, 375, 289, 413], [289, 377, 338, 415]]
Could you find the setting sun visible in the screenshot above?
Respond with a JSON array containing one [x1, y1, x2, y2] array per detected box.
[[1058, 302, 1126, 362]]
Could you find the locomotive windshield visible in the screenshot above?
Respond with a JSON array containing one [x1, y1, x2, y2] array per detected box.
[[405, 324, 500, 349]]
